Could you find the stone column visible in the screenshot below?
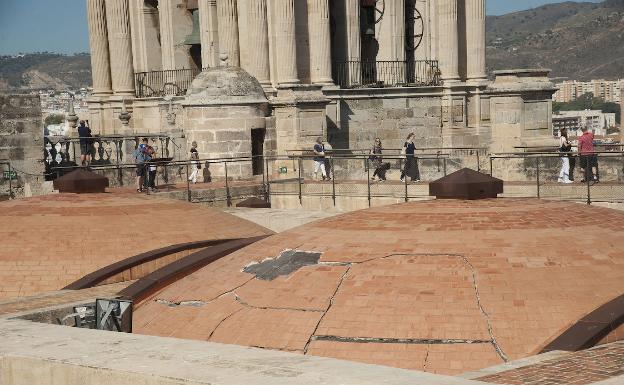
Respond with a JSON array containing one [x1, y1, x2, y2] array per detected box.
[[248, 0, 272, 86], [217, 0, 240, 67], [345, 0, 361, 85], [308, 0, 333, 85], [274, 0, 300, 87], [437, 0, 460, 82], [87, 0, 112, 96], [159, 0, 177, 70], [199, 0, 220, 68], [105, 0, 135, 96], [465, 0, 486, 81]]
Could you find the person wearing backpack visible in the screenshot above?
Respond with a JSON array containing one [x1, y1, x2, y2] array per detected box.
[[133, 138, 151, 192]]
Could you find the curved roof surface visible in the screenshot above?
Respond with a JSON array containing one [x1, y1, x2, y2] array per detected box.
[[0, 194, 272, 299], [134, 199, 624, 375]]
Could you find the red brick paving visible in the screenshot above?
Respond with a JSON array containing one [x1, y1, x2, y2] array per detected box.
[[477, 342, 624, 384], [0, 193, 272, 300], [132, 199, 624, 375]]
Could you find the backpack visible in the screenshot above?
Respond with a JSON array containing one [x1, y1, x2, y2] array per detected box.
[[134, 148, 149, 164]]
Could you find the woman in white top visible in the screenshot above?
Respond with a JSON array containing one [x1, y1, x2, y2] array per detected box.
[[558, 128, 573, 183]]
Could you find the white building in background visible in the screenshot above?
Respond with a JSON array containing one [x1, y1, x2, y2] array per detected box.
[[552, 110, 616, 137], [553, 79, 623, 103]]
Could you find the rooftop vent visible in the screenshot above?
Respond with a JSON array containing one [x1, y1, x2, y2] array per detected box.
[[429, 168, 503, 200], [53, 169, 109, 194]]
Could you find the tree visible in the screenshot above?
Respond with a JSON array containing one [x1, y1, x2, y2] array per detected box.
[[44, 114, 65, 126], [553, 93, 621, 124]]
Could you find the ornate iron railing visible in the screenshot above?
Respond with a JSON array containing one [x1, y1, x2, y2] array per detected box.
[[134, 68, 203, 98], [334, 60, 441, 89]]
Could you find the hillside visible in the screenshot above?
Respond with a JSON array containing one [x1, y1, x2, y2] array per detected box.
[[486, 0, 624, 80], [0, 53, 92, 91]]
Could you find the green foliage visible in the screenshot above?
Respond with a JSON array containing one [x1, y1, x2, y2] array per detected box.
[[44, 114, 65, 126], [553, 93, 621, 124]]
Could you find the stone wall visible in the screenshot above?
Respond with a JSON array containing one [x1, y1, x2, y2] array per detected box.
[[0, 94, 45, 198]]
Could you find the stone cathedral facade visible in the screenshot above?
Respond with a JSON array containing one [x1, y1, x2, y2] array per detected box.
[[85, 0, 556, 176]]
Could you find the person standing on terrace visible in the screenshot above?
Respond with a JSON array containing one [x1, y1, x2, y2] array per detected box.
[[557, 128, 573, 184], [77, 120, 92, 167], [313, 137, 330, 181], [578, 126, 598, 183]]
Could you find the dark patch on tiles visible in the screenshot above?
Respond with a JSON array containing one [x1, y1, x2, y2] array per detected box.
[[243, 250, 322, 281]]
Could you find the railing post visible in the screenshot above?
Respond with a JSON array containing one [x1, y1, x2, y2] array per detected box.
[[490, 157, 494, 177], [536, 157, 541, 199], [298, 157, 302, 205], [477, 151, 481, 172], [587, 157, 592, 205], [8, 163, 13, 200], [404, 159, 409, 203], [145, 163, 150, 195], [367, 158, 371, 207], [186, 160, 191, 202], [225, 161, 232, 207], [443, 158, 447, 176], [330, 157, 336, 207]]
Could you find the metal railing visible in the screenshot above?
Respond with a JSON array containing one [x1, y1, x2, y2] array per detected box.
[[490, 151, 624, 204], [134, 68, 203, 98], [44, 134, 182, 181], [0, 160, 14, 200], [334, 60, 442, 89]]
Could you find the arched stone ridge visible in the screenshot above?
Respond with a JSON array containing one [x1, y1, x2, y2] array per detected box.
[[118, 236, 270, 303], [63, 239, 239, 290], [539, 294, 624, 353], [183, 66, 268, 106], [131, 199, 624, 375]]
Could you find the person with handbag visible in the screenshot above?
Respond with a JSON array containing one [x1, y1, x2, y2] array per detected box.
[[557, 128, 573, 184], [313, 137, 330, 181], [400, 133, 420, 183], [188, 141, 201, 184], [370, 138, 386, 182]]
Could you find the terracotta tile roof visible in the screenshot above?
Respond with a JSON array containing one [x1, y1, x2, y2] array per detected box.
[[477, 342, 624, 384], [0, 194, 272, 300], [132, 199, 624, 375]]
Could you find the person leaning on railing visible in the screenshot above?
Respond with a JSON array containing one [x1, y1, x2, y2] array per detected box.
[[77, 120, 92, 167], [578, 126, 599, 183]]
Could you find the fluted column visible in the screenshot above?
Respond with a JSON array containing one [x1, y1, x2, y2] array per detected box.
[[217, 0, 240, 67], [199, 0, 219, 68], [105, 0, 135, 96], [438, 0, 460, 82], [87, 0, 112, 96], [159, 0, 176, 70], [308, 0, 333, 85], [465, 0, 486, 81], [248, 0, 271, 86], [274, 0, 300, 86], [345, 0, 361, 86]]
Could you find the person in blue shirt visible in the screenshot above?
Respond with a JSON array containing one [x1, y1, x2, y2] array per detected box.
[[400, 133, 420, 183], [313, 137, 330, 181], [133, 138, 151, 192]]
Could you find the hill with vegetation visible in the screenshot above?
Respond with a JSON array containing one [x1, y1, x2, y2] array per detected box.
[[486, 0, 624, 80], [0, 53, 91, 91]]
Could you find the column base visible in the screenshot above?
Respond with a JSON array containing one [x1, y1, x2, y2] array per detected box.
[[277, 80, 302, 89]]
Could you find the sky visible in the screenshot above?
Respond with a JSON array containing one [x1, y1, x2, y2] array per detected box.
[[0, 0, 605, 55]]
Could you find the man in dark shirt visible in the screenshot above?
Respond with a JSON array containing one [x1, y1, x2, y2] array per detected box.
[[77, 120, 92, 166], [313, 137, 330, 181]]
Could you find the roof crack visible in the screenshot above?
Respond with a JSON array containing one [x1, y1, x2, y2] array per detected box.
[[234, 294, 325, 313], [303, 265, 352, 354]]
